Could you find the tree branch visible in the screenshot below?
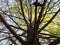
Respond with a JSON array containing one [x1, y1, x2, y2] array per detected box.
[[36, 0, 47, 28], [0, 14, 26, 44], [10, 25, 26, 32], [0, 9, 26, 32], [19, 0, 29, 26], [49, 38, 60, 45], [38, 9, 60, 34]]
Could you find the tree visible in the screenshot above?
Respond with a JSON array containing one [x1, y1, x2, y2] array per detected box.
[[0, 0, 60, 45]]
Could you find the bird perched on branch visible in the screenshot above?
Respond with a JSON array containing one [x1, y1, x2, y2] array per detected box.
[[32, 2, 43, 7]]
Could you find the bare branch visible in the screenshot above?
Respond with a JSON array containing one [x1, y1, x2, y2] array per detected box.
[[39, 33, 60, 38], [0, 14, 26, 44], [36, 0, 47, 29], [49, 38, 60, 45], [19, 0, 29, 26], [38, 9, 60, 34], [10, 25, 27, 32], [0, 9, 26, 32]]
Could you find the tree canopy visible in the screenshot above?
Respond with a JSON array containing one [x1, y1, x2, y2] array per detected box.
[[0, 0, 60, 45]]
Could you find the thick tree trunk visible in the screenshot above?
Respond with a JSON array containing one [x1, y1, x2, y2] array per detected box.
[[27, 37, 40, 45], [31, 38, 40, 45], [27, 25, 40, 45]]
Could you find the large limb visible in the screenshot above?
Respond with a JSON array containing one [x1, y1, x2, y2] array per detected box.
[[0, 14, 26, 45], [19, 0, 29, 27], [38, 9, 60, 34], [36, 0, 47, 28]]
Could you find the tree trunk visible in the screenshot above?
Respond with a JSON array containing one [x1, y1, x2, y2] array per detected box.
[[27, 37, 40, 45], [31, 38, 40, 45], [27, 26, 41, 45]]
